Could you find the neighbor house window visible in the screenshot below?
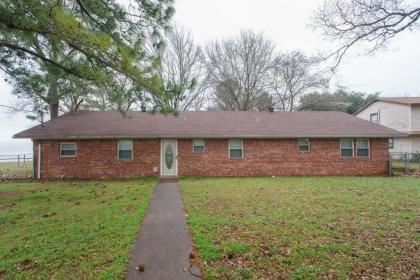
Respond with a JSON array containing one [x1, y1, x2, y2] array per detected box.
[[298, 138, 310, 152], [340, 139, 353, 157], [229, 139, 243, 159], [356, 139, 369, 157], [389, 138, 394, 149], [370, 113, 379, 124], [193, 139, 205, 152], [60, 142, 76, 157], [118, 140, 133, 160]]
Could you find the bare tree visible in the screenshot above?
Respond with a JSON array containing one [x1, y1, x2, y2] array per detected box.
[[155, 26, 208, 111], [313, 0, 420, 69], [270, 51, 328, 111], [205, 30, 274, 111]]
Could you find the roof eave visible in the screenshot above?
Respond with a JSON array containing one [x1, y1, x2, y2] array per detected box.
[[15, 133, 407, 140]]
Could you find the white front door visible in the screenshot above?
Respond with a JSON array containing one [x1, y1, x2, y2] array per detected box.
[[161, 140, 178, 176]]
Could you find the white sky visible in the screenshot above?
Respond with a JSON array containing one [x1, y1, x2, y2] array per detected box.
[[1, 0, 419, 153]]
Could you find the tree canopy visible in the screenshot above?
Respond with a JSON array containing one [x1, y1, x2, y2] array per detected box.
[[0, 0, 174, 119], [298, 89, 379, 114]]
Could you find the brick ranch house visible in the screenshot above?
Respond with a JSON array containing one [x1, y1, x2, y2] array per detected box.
[[14, 110, 403, 179]]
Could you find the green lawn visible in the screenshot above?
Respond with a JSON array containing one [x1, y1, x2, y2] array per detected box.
[[0, 178, 156, 280], [180, 177, 420, 280]]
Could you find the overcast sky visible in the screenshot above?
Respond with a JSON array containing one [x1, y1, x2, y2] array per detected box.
[[1, 0, 419, 153]]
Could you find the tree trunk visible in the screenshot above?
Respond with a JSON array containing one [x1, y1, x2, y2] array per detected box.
[[48, 76, 59, 119]]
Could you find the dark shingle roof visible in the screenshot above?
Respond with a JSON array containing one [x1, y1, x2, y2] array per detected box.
[[14, 110, 404, 139]]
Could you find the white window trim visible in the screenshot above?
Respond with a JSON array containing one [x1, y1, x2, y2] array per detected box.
[[60, 142, 77, 158], [355, 139, 370, 158], [298, 138, 310, 152], [370, 113, 379, 124], [192, 139, 205, 153], [117, 139, 134, 160], [229, 139, 243, 159], [389, 138, 394, 149], [340, 138, 354, 158]]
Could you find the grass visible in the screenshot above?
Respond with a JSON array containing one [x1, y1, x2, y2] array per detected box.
[[0, 162, 32, 180], [180, 177, 420, 280], [0, 178, 156, 280], [391, 160, 420, 175]]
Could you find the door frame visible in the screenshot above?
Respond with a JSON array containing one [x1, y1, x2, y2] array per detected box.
[[160, 139, 178, 176]]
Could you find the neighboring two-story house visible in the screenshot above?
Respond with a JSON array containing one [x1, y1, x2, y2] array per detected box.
[[355, 97, 420, 153]]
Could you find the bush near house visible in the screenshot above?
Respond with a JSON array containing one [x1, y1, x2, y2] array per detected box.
[[180, 177, 420, 280], [0, 178, 155, 280]]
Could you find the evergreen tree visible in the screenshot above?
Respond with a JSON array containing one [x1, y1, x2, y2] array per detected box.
[[0, 0, 174, 119]]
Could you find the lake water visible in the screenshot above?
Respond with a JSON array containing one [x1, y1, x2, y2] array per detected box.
[[0, 140, 33, 155]]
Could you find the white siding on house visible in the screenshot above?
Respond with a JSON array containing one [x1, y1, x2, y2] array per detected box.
[[411, 136, 420, 153], [411, 105, 420, 131], [390, 137, 412, 153], [356, 101, 411, 131], [356, 100, 419, 153]]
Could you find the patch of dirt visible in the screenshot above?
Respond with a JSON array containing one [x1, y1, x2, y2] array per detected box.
[[123, 204, 136, 212], [182, 204, 204, 278], [41, 212, 56, 218], [189, 244, 202, 268], [0, 269, 6, 279], [15, 259, 39, 271]]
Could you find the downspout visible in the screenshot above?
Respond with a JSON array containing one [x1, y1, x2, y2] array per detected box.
[[31, 140, 35, 179], [37, 143, 41, 179]]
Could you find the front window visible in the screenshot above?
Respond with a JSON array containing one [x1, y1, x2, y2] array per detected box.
[[356, 139, 369, 157], [229, 139, 243, 159], [193, 139, 205, 152], [60, 143, 76, 157], [370, 113, 379, 124], [298, 138, 310, 152], [340, 139, 353, 157], [118, 140, 133, 160]]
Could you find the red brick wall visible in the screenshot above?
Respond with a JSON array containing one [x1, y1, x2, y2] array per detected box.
[[34, 139, 160, 179], [178, 139, 389, 176], [34, 138, 389, 179]]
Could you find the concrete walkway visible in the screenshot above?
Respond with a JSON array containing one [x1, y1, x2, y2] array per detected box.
[[126, 182, 200, 280]]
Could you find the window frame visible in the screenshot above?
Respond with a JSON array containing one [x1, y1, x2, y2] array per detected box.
[[355, 139, 370, 158], [117, 139, 133, 160], [229, 139, 243, 159], [340, 138, 354, 158], [388, 138, 394, 149], [298, 138, 310, 152], [192, 139, 205, 153], [60, 142, 77, 158], [370, 113, 379, 124]]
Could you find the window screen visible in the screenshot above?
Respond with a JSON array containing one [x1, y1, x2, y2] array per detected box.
[[298, 138, 310, 152], [356, 139, 369, 157], [193, 139, 205, 152], [229, 139, 243, 159], [60, 143, 76, 157], [340, 139, 353, 157], [118, 140, 133, 160]]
